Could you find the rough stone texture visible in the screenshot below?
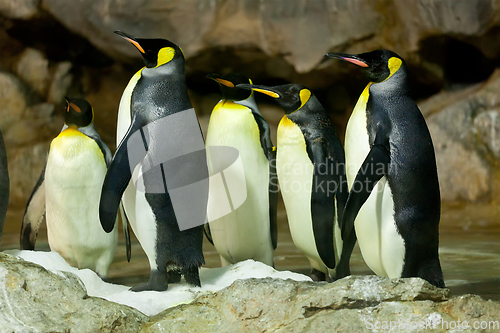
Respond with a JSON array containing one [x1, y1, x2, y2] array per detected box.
[[1, 252, 499, 333], [2, 0, 500, 209], [46, 61, 72, 104], [0, 0, 39, 20], [393, 0, 500, 50], [0, 72, 27, 129], [0, 252, 147, 333], [7, 142, 51, 208], [40, 0, 500, 73], [147, 276, 499, 333], [15, 48, 50, 97], [422, 69, 500, 202]]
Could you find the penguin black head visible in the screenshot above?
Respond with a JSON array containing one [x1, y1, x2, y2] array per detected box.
[[326, 49, 405, 83], [115, 30, 184, 69], [64, 97, 93, 128], [206, 73, 253, 102], [237, 83, 311, 115]]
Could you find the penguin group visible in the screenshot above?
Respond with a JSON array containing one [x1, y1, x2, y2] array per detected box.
[[5, 31, 444, 290]]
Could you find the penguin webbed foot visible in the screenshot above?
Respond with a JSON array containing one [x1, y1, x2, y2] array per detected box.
[[129, 270, 169, 292], [310, 269, 327, 282], [183, 266, 201, 287], [167, 270, 182, 283]]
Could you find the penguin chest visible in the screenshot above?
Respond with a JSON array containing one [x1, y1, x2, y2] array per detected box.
[[277, 116, 325, 271], [205, 101, 272, 262], [345, 84, 405, 278], [45, 130, 112, 255]]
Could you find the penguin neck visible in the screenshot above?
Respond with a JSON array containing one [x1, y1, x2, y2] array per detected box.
[[287, 95, 326, 121], [142, 57, 185, 77], [369, 64, 409, 96], [233, 94, 259, 114]]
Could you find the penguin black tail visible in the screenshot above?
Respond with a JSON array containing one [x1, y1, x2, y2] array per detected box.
[[100, 116, 144, 233]]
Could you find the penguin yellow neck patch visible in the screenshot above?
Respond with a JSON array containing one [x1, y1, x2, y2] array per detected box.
[[384, 57, 402, 81], [298, 89, 311, 111], [156, 47, 175, 67], [279, 115, 295, 128], [57, 127, 85, 138]]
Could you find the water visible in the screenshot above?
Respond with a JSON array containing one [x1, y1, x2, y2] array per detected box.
[[1, 202, 498, 301]]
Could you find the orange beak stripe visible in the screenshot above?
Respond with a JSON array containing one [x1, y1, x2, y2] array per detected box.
[[253, 88, 279, 98], [216, 78, 235, 88], [124, 37, 145, 54], [341, 57, 368, 68]]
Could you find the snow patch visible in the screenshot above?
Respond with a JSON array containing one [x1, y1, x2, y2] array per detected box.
[[4, 250, 311, 316]]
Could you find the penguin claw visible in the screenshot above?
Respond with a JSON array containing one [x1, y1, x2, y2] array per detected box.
[[310, 269, 327, 282], [129, 270, 169, 292], [167, 271, 182, 283]]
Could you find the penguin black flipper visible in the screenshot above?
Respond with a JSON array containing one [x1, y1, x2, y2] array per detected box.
[[0, 130, 9, 244], [308, 137, 338, 269], [100, 115, 144, 233], [21, 163, 46, 250], [251, 112, 278, 249], [204, 223, 214, 246], [342, 138, 390, 241], [119, 202, 132, 262]]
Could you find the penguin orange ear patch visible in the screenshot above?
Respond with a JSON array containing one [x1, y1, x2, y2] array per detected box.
[[69, 102, 82, 113], [253, 88, 279, 98], [216, 79, 235, 88]]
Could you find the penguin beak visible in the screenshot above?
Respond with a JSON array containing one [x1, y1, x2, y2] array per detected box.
[[236, 84, 280, 98], [114, 30, 145, 54], [206, 74, 235, 88], [325, 52, 369, 68]]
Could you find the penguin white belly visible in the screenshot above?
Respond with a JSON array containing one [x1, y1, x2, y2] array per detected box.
[[116, 69, 159, 270], [277, 116, 327, 272], [206, 101, 273, 266], [45, 130, 118, 277], [345, 84, 405, 278]]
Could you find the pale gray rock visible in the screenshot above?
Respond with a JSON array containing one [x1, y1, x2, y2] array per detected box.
[[429, 124, 490, 202], [0, 72, 27, 129], [0, 252, 147, 333], [394, 0, 499, 52], [42, 0, 382, 73], [1, 253, 499, 333], [422, 70, 500, 202], [6, 142, 50, 207], [0, 0, 39, 20], [474, 109, 500, 158], [148, 276, 499, 333], [47, 61, 73, 104], [15, 48, 50, 97]]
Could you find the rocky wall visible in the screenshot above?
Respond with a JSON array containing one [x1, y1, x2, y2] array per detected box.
[[0, 0, 499, 208]]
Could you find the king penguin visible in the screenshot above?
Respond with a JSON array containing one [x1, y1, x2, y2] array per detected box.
[[0, 128, 9, 244], [21, 97, 118, 278], [326, 50, 444, 287], [205, 73, 277, 267], [237, 83, 353, 281], [99, 31, 207, 291]]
